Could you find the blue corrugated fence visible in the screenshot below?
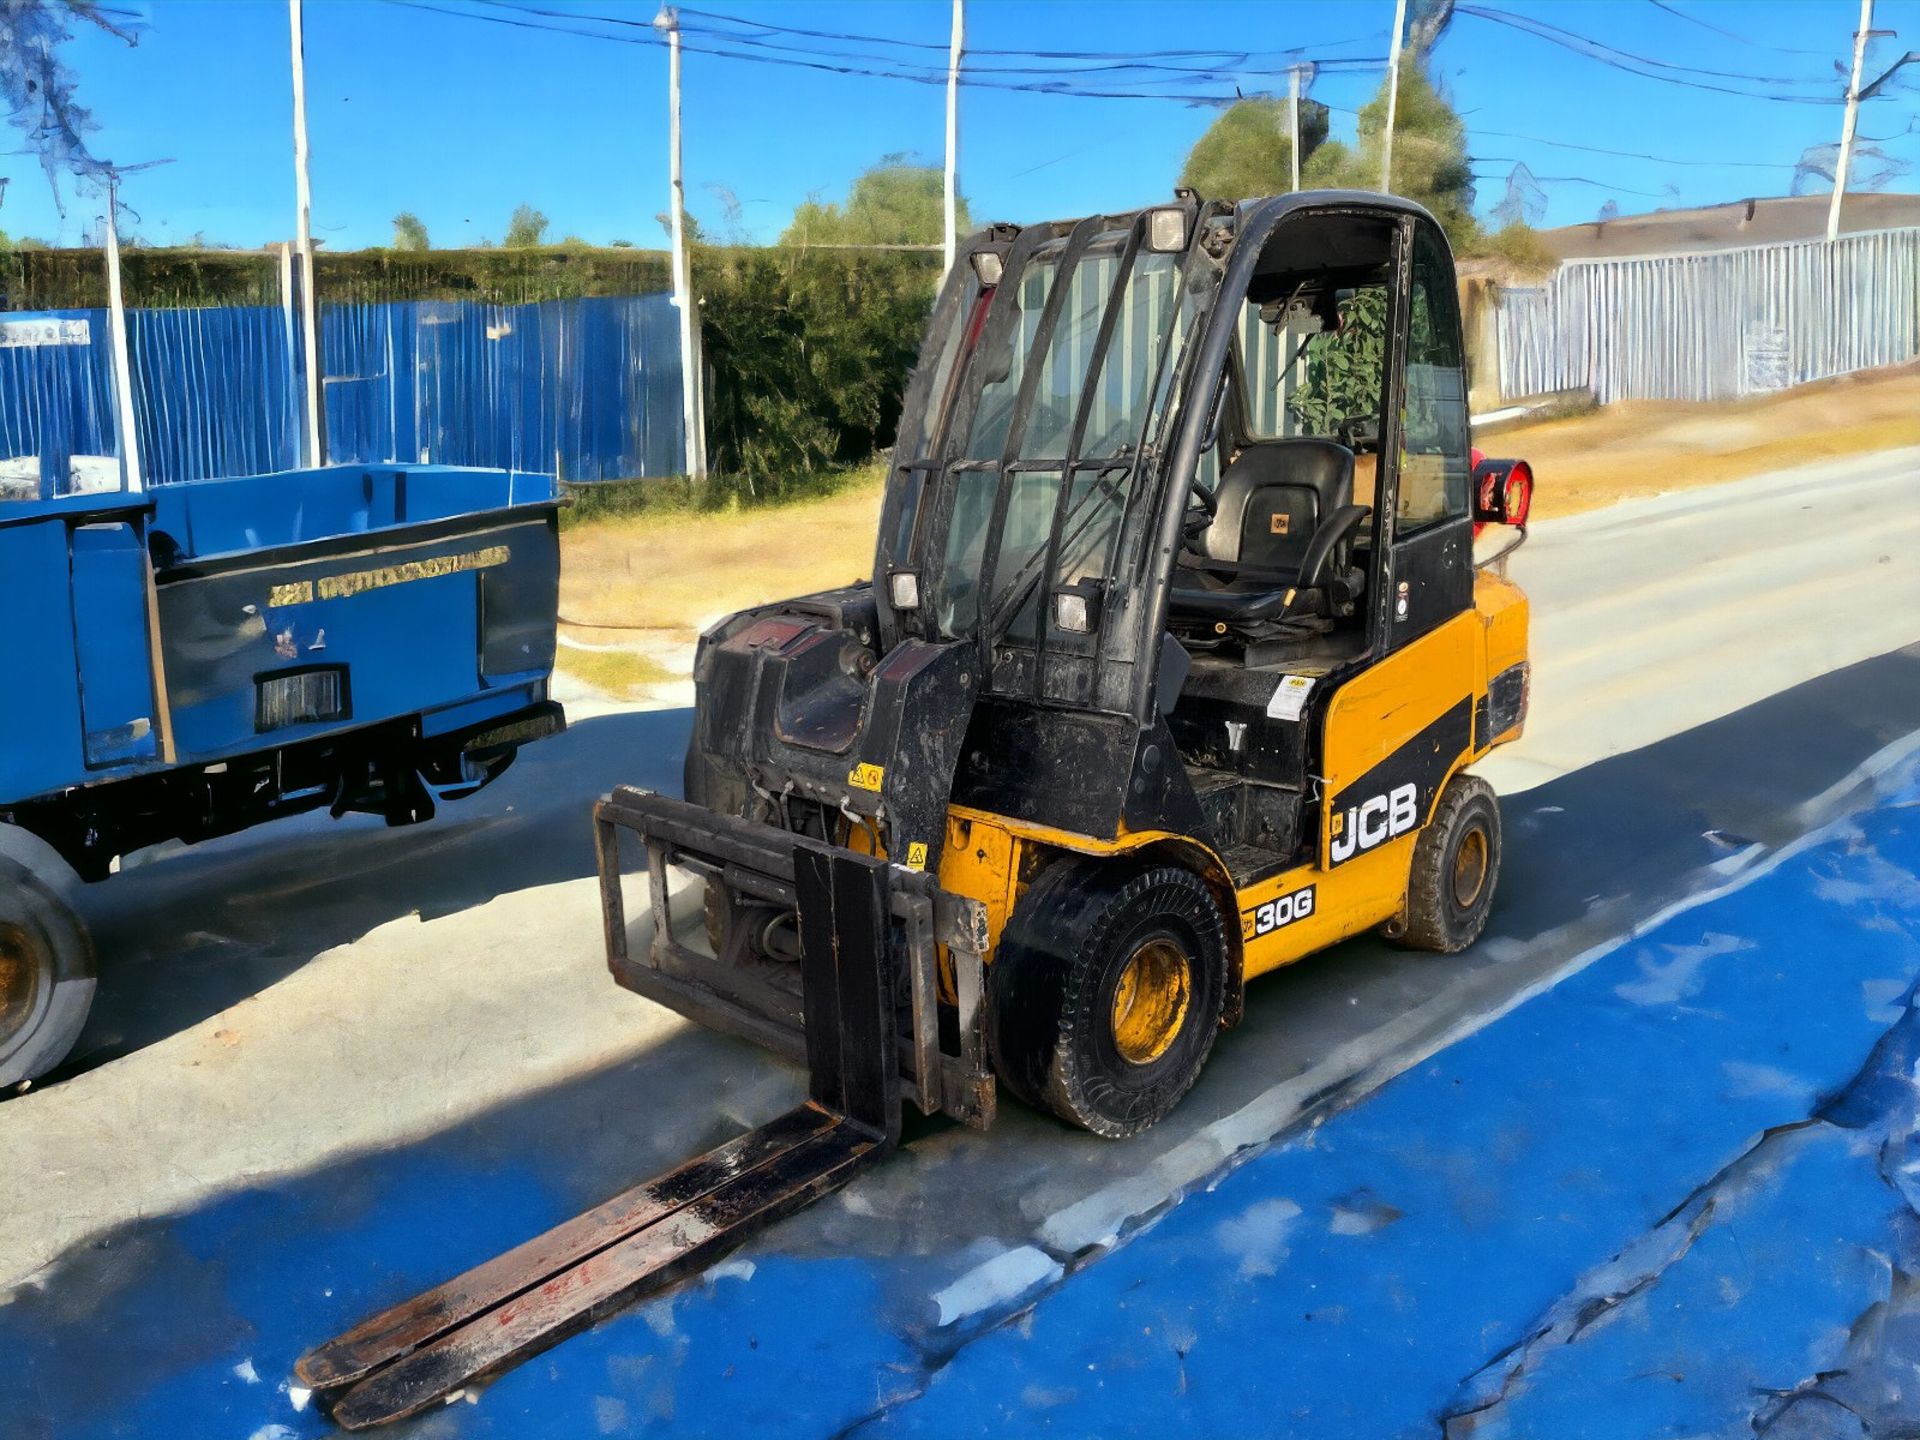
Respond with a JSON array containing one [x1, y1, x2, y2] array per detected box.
[[0, 292, 682, 496]]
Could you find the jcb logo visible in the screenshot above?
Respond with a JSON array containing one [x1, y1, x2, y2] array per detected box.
[[1330, 782, 1419, 865], [1243, 885, 1315, 940]]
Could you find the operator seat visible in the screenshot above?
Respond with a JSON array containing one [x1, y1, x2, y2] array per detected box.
[[1196, 437, 1355, 586]]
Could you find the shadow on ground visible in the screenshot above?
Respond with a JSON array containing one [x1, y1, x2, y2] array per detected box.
[[58, 707, 693, 1077], [8, 645, 1920, 1438]]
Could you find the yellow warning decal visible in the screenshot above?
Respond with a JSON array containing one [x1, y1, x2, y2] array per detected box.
[[848, 762, 885, 792], [905, 841, 929, 871]]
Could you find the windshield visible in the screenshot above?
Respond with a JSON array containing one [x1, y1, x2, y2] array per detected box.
[[931, 227, 1186, 642]]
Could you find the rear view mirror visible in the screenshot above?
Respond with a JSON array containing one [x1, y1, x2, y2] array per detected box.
[[1472, 457, 1533, 527]]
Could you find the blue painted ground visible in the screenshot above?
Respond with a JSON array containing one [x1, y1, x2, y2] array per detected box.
[[4, 760, 1919, 1440]]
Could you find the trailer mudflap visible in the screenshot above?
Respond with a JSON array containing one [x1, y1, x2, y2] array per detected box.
[[297, 839, 924, 1428], [595, 785, 997, 1129]]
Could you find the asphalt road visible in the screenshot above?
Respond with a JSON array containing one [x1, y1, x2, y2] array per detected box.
[[2, 445, 1917, 1304]]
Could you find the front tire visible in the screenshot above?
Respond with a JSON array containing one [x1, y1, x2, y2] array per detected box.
[[1394, 773, 1501, 953], [0, 829, 97, 1091], [989, 861, 1228, 1139]]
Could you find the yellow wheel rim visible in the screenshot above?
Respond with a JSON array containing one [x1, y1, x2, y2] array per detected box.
[[0, 923, 37, 1049], [1452, 826, 1490, 909], [1110, 938, 1192, 1066]]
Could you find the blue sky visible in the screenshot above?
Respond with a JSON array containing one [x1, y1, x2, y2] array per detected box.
[[5, 0, 1917, 249]]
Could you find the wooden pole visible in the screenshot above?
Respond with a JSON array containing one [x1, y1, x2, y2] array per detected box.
[[1827, 0, 1874, 243], [1381, 0, 1409, 194], [944, 0, 964, 276], [1289, 66, 1302, 192], [289, 0, 325, 466], [103, 182, 143, 494], [655, 6, 706, 479]]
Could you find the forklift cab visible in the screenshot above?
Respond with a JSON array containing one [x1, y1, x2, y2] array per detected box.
[[629, 190, 1528, 1144]]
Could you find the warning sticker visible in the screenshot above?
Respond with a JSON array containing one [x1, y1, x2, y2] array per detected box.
[[1266, 674, 1315, 721], [848, 762, 885, 792], [904, 841, 929, 871]]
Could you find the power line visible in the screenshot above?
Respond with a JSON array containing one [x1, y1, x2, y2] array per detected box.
[[671, 4, 1388, 64], [1469, 130, 1797, 171], [394, 0, 1385, 103], [1644, 0, 1833, 58], [1456, 4, 1845, 104]]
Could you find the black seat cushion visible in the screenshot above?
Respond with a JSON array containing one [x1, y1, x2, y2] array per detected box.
[[1200, 438, 1355, 581]]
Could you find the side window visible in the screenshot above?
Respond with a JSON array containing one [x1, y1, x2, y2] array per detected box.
[[1398, 229, 1470, 533]]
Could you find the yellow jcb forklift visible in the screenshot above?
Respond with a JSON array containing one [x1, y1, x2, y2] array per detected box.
[[299, 189, 1534, 1426]]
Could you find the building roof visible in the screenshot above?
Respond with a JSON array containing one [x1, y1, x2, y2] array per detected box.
[[1540, 193, 1920, 260]]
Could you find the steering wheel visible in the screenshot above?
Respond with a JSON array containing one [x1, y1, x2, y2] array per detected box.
[[1183, 478, 1217, 543]]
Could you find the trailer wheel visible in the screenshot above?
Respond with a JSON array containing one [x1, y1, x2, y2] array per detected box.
[[989, 860, 1227, 1139], [0, 828, 96, 1091], [1393, 773, 1501, 954]]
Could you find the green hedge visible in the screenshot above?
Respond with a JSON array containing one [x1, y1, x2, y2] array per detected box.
[[0, 245, 675, 310], [694, 246, 939, 485]]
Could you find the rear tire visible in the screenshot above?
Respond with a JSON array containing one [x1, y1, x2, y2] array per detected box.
[[989, 860, 1227, 1139], [1394, 773, 1501, 953], [0, 828, 96, 1091]]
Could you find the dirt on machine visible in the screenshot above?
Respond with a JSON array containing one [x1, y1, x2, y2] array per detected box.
[[298, 188, 1538, 1426]]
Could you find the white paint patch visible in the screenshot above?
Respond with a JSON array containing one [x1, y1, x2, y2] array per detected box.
[[932, 1246, 1062, 1327], [1862, 978, 1908, 1025], [1214, 1197, 1302, 1278], [1614, 933, 1751, 1007], [1721, 1060, 1817, 1103], [706, 1258, 756, 1285], [284, 1385, 311, 1413], [248, 1427, 298, 1440], [595, 1395, 629, 1434]]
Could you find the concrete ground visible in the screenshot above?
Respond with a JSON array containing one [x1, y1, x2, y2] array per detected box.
[[1, 446, 1917, 1435]]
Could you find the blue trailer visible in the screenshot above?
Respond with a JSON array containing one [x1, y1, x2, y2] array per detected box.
[[0, 464, 565, 1086]]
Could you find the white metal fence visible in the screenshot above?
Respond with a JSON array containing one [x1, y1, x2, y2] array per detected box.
[[1496, 226, 1920, 405]]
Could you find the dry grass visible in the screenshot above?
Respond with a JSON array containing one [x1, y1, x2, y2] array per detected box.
[[1493, 365, 1920, 521], [560, 464, 885, 649], [555, 367, 1920, 697], [554, 645, 676, 700]]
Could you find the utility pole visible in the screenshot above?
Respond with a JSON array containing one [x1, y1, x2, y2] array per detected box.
[[944, 0, 964, 277], [102, 181, 143, 494], [288, 0, 325, 468], [655, 6, 706, 479], [1828, 0, 1874, 242], [1381, 0, 1409, 194], [1288, 65, 1303, 192]]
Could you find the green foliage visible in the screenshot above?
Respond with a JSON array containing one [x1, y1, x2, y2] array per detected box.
[[391, 212, 430, 251], [695, 244, 938, 485], [1467, 221, 1558, 278], [1179, 98, 1330, 201], [1302, 65, 1479, 251], [1289, 287, 1388, 433], [504, 204, 549, 248], [781, 159, 964, 248], [561, 461, 875, 529], [0, 228, 11, 253], [0, 245, 673, 310]]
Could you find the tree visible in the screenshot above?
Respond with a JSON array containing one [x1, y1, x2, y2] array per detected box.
[[504, 204, 549, 247], [1302, 65, 1479, 250], [391, 211, 430, 250], [0, 1, 137, 215], [780, 158, 966, 248], [1179, 98, 1330, 202]]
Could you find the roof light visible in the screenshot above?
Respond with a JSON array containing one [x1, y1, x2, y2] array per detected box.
[[1147, 208, 1189, 253], [889, 570, 921, 610], [970, 251, 1004, 287]]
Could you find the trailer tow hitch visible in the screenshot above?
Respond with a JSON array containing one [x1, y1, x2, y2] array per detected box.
[[295, 843, 913, 1429]]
